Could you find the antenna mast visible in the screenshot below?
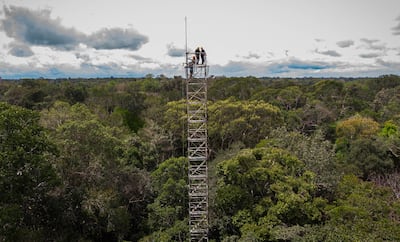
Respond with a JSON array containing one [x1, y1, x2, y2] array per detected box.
[[185, 16, 188, 65], [185, 18, 209, 242]]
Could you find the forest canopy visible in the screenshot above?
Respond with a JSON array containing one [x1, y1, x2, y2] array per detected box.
[[1, 75, 400, 241]]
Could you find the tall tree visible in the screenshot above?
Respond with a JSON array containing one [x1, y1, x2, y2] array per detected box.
[[336, 114, 394, 178], [41, 101, 152, 241], [213, 147, 326, 241], [0, 102, 59, 241], [298, 175, 400, 241], [141, 157, 189, 241], [208, 98, 283, 149], [262, 128, 339, 194]]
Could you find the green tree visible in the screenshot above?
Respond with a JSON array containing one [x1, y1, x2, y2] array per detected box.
[[85, 80, 146, 131], [340, 82, 371, 118], [62, 82, 88, 104], [0, 102, 59, 241], [213, 147, 326, 241], [161, 99, 187, 156], [335, 114, 390, 177], [251, 87, 280, 104], [366, 75, 400, 93], [379, 120, 400, 163], [373, 86, 400, 122], [347, 138, 394, 178], [209, 77, 262, 101], [275, 86, 306, 111], [312, 79, 344, 109], [299, 100, 335, 134], [298, 175, 400, 241], [261, 128, 340, 194], [3, 80, 55, 110], [142, 157, 189, 241], [336, 114, 379, 141], [41, 101, 152, 241], [208, 98, 283, 149]]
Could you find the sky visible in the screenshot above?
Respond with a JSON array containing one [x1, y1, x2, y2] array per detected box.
[[0, 0, 400, 79]]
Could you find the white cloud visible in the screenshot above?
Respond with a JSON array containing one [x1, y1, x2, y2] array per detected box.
[[336, 40, 354, 48], [392, 15, 400, 35], [359, 53, 382, 59], [0, 5, 148, 51], [1, 5, 82, 49], [242, 52, 261, 59], [166, 43, 185, 57], [359, 38, 387, 50], [360, 38, 379, 45], [315, 49, 341, 57], [86, 28, 148, 50]]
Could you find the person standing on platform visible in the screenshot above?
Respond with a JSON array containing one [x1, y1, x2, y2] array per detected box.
[[188, 55, 196, 78], [200, 47, 206, 65], [195, 47, 201, 64]]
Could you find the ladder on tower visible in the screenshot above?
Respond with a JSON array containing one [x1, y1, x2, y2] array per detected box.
[[185, 53, 209, 242]]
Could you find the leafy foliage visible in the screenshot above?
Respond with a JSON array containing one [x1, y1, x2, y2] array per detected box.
[[335, 114, 396, 178], [1, 75, 400, 241], [208, 98, 283, 149], [261, 128, 339, 194], [143, 157, 189, 241], [0, 102, 59, 240], [336, 114, 379, 140], [298, 175, 400, 241], [40, 101, 153, 241], [213, 147, 326, 240]]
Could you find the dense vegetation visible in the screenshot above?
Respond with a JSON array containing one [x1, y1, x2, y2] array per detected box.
[[1, 75, 400, 241]]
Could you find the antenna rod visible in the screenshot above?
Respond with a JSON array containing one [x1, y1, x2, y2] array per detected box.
[[185, 16, 188, 64]]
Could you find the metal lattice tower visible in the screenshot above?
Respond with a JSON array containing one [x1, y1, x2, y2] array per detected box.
[[185, 52, 209, 242]]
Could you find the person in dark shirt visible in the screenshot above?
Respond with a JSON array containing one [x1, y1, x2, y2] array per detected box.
[[195, 47, 201, 64], [200, 47, 206, 65]]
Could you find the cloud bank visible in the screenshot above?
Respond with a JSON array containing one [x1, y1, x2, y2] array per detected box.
[[0, 5, 148, 53], [0, 4, 399, 79]]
